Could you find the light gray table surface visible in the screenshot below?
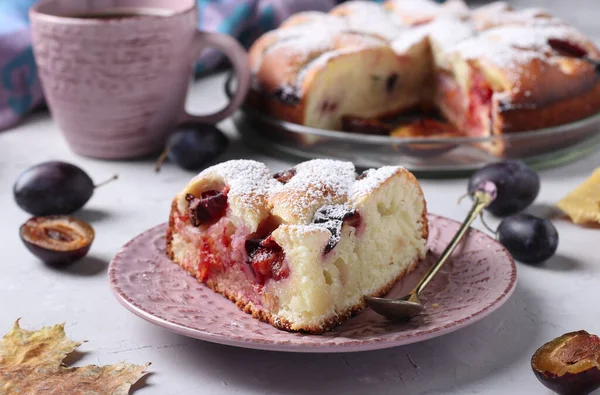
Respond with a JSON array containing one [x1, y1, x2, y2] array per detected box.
[[2, 2, 600, 394]]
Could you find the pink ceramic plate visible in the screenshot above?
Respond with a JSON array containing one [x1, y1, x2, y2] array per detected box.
[[109, 214, 517, 353]]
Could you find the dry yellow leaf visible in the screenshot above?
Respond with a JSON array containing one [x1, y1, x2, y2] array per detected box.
[[557, 168, 600, 225], [0, 320, 150, 395]]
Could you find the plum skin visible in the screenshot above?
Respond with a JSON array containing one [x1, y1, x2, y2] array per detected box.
[[497, 214, 558, 264], [13, 161, 94, 216], [20, 235, 92, 266], [533, 367, 600, 395], [166, 124, 229, 171], [468, 160, 540, 217]]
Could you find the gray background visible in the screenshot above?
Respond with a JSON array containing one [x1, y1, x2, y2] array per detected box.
[[1, 1, 599, 394]]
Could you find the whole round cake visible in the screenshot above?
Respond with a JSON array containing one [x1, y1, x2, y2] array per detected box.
[[247, 0, 600, 155]]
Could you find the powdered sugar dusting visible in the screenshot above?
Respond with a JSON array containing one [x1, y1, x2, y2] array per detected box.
[[451, 23, 590, 84], [442, 0, 470, 16], [472, 1, 512, 15], [451, 35, 539, 86], [270, 159, 357, 224], [481, 24, 587, 52], [314, 204, 354, 222], [185, 160, 408, 227], [519, 8, 552, 19], [191, 160, 278, 209], [350, 166, 402, 201], [472, 3, 556, 31], [427, 17, 475, 49], [296, 41, 386, 86], [390, 26, 429, 53], [250, 25, 336, 73], [333, 1, 406, 40], [253, 0, 598, 104], [295, 49, 351, 86], [452, 32, 533, 63], [393, 16, 473, 54], [265, 24, 344, 59], [388, 0, 441, 16], [388, 0, 469, 25]]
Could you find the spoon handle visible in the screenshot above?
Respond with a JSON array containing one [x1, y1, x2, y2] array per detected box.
[[408, 188, 494, 302]]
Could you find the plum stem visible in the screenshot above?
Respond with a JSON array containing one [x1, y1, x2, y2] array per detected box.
[[94, 174, 118, 189], [479, 212, 497, 235], [154, 148, 170, 173]]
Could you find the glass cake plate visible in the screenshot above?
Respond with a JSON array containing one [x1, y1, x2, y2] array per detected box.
[[232, 108, 600, 177]]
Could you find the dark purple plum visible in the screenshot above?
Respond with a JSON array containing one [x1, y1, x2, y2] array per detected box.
[[19, 216, 95, 265], [468, 160, 540, 216], [155, 123, 228, 172], [13, 161, 115, 216], [497, 214, 558, 264]]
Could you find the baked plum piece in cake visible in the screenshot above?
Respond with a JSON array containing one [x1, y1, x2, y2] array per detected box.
[[166, 159, 428, 333]]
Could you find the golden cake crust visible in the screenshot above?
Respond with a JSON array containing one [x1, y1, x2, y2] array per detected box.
[[496, 76, 600, 134]]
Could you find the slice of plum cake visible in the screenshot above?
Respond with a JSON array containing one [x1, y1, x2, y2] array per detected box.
[[166, 159, 428, 333]]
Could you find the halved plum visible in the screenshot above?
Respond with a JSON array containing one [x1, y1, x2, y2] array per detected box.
[[20, 216, 94, 265], [532, 331, 600, 395]]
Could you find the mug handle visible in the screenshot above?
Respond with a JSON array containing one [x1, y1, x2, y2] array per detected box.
[[224, 70, 235, 100], [180, 31, 250, 124]]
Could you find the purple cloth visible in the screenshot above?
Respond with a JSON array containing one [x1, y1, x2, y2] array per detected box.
[[0, 0, 338, 130]]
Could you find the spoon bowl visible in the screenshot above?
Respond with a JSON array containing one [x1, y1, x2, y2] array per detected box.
[[364, 296, 424, 320]]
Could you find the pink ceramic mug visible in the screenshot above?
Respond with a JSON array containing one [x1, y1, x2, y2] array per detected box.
[[29, 0, 250, 159]]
